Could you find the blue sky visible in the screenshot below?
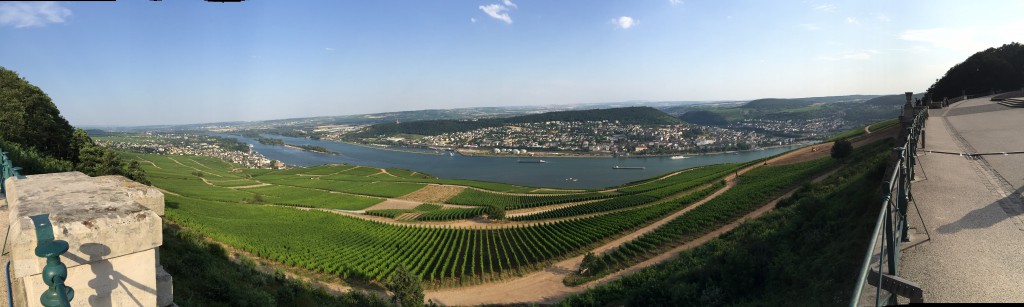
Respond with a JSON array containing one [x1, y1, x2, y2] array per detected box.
[[1, 1, 1021, 126]]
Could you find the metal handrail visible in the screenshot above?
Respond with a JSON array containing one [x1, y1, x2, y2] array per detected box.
[[31, 214, 74, 307], [0, 149, 21, 194], [0, 148, 73, 306], [849, 108, 928, 306], [1, 148, 17, 307]]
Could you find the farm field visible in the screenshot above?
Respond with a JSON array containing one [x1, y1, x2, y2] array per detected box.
[[128, 147, 837, 290]]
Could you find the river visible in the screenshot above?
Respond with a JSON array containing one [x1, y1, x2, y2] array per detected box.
[[216, 134, 803, 189]]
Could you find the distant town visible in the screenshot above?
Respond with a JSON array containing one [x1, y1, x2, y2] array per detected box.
[[341, 117, 848, 157], [96, 133, 278, 168], [91, 97, 885, 164]]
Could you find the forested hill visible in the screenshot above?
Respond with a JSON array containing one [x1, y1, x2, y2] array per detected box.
[[928, 42, 1024, 99], [742, 98, 815, 109], [0, 66, 147, 183], [355, 106, 681, 137], [863, 93, 925, 107]]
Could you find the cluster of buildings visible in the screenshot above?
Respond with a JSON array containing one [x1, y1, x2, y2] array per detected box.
[[97, 134, 275, 168], [311, 124, 363, 140], [370, 120, 798, 156], [729, 116, 849, 139]]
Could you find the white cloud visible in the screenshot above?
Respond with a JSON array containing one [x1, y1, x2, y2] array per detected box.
[[324, 47, 335, 52], [0, 2, 71, 28], [896, 22, 1024, 54], [875, 13, 890, 22], [846, 17, 859, 25], [479, 3, 513, 24], [800, 23, 819, 31], [814, 4, 836, 12], [669, 0, 683, 5], [818, 50, 879, 61], [502, 0, 517, 9], [470, 17, 477, 23], [612, 16, 637, 29]]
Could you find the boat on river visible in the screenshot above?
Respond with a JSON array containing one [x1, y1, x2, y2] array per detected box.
[[518, 160, 547, 163], [613, 166, 645, 170]]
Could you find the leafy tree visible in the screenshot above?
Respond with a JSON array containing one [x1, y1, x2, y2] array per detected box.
[[927, 42, 1024, 99], [578, 252, 604, 276], [831, 139, 853, 162], [486, 205, 505, 220], [123, 161, 150, 185], [388, 264, 424, 307], [0, 67, 76, 160], [0, 67, 150, 184]]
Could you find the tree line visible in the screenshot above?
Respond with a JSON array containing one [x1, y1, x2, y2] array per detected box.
[[0, 66, 147, 183], [353, 107, 683, 137], [928, 42, 1024, 100]]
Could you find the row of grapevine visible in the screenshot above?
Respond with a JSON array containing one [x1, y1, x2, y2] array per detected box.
[[165, 189, 686, 287], [509, 194, 656, 221], [261, 176, 425, 198], [415, 207, 487, 221], [446, 189, 620, 210], [511, 180, 726, 221], [593, 158, 835, 276], [414, 203, 443, 211], [365, 209, 416, 218], [616, 163, 739, 194]]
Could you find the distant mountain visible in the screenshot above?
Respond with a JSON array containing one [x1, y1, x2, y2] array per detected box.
[[928, 42, 1024, 99], [677, 94, 884, 126], [863, 93, 925, 107], [797, 94, 881, 103], [742, 98, 816, 110], [678, 110, 729, 126], [356, 107, 681, 137]]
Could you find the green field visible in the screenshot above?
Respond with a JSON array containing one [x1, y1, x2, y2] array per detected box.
[[130, 146, 840, 288]]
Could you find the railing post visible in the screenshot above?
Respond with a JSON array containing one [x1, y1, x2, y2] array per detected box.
[[1, 150, 7, 194], [29, 214, 74, 307], [903, 149, 912, 241]]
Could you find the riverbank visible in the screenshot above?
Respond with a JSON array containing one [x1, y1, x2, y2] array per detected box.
[[331, 140, 450, 155], [283, 144, 340, 155], [332, 140, 813, 159], [215, 132, 807, 189]]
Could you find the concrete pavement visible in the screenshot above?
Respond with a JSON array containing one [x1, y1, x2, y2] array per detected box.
[[899, 96, 1024, 303]]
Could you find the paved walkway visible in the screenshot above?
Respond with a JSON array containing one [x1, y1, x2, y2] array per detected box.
[[899, 97, 1024, 303]]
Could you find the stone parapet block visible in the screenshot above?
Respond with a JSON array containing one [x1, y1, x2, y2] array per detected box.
[[5, 172, 163, 279], [157, 265, 174, 307], [21, 249, 158, 307]]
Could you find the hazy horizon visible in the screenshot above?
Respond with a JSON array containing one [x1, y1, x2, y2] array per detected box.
[[2, 0, 1019, 126]]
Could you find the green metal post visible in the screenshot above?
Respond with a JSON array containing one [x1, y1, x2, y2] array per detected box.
[[899, 150, 910, 241], [29, 214, 74, 307], [882, 202, 897, 305]]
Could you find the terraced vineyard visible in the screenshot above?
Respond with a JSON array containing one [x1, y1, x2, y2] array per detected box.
[[166, 192, 687, 286], [128, 148, 833, 288], [572, 157, 836, 284]]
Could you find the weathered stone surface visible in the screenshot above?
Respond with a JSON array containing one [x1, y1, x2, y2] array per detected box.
[[5, 172, 163, 279], [21, 249, 157, 307], [157, 265, 174, 307], [96, 175, 165, 216]]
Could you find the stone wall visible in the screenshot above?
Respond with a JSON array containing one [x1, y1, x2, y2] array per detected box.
[[5, 172, 172, 307]]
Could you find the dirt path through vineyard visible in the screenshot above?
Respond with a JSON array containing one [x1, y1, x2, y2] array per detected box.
[[423, 143, 847, 305]]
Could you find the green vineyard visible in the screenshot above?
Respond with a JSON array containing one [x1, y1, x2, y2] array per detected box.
[[445, 189, 620, 210], [125, 146, 839, 289], [166, 193, 688, 286]]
